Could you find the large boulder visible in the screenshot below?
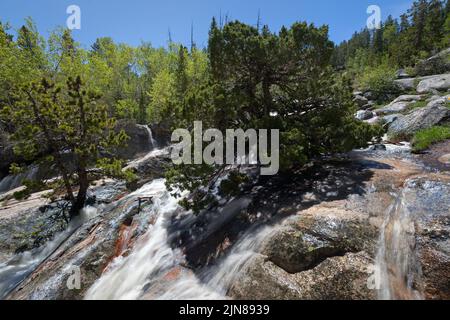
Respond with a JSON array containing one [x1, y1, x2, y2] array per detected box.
[[375, 95, 424, 116], [394, 78, 417, 91], [382, 114, 404, 128], [375, 102, 412, 115], [261, 208, 378, 274], [394, 75, 446, 92], [263, 208, 378, 273], [388, 104, 450, 139], [228, 207, 379, 300], [229, 252, 376, 300], [391, 95, 424, 104], [355, 110, 375, 121], [415, 49, 450, 77], [417, 74, 450, 94], [426, 94, 450, 108]]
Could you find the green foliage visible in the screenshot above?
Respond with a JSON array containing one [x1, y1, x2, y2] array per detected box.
[[0, 14, 387, 214], [219, 171, 250, 197], [13, 179, 47, 201], [96, 158, 137, 183], [409, 100, 429, 110], [9, 163, 24, 175], [334, 0, 449, 75], [1, 76, 129, 217], [415, 55, 450, 76], [412, 126, 450, 152], [166, 20, 381, 211], [356, 62, 400, 102]]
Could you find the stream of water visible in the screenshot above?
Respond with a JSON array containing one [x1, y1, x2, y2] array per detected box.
[[0, 133, 430, 300], [375, 190, 423, 300], [85, 178, 274, 300]]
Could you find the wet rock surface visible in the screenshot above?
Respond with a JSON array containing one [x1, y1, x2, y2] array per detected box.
[[402, 176, 450, 300], [113, 120, 156, 160], [1, 137, 449, 300], [4, 180, 148, 300], [229, 144, 449, 300], [0, 180, 128, 299]]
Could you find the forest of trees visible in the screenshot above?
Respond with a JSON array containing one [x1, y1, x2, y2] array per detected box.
[[0, 18, 211, 215], [333, 0, 450, 95]]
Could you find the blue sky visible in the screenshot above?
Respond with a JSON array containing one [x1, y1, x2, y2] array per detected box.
[[1, 0, 414, 49]]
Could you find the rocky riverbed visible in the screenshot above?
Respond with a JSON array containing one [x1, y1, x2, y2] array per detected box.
[[1, 79, 450, 299], [0, 136, 448, 300]]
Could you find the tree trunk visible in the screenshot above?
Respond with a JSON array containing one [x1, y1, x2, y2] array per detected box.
[[69, 168, 89, 219]]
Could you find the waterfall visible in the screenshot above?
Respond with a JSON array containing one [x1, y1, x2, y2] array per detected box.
[[85, 179, 274, 300], [375, 190, 423, 300], [84, 179, 218, 300], [200, 226, 273, 295], [143, 125, 157, 149]]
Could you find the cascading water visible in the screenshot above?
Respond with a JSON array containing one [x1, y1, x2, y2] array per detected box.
[[0, 207, 98, 299], [375, 190, 423, 300], [143, 125, 158, 149], [85, 179, 274, 300]]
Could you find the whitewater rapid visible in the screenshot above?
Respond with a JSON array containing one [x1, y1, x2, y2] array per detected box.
[[85, 179, 273, 300]]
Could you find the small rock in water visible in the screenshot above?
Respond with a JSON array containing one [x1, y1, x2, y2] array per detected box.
[[371, 144, 387, 151]]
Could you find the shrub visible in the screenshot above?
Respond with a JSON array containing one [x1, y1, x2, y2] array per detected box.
[[414, 56, 450, 77], [357, 63, 400, 103], [412, 126, 450, 153]]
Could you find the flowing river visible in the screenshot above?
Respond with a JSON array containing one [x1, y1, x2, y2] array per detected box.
[[85, 178, 274, 300], [1, 136, 441, 300]]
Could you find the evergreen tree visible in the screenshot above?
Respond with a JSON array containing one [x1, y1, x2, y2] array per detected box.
[[373, 23, 384, 54], [410, 0, 429, 52], [167, 20, 380, 212], [400, 13, 411, 32], [425, 0, 445, 50], [0, 77, 131, 218]]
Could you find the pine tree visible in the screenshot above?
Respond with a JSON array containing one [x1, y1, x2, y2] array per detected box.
[[410, 0, 429, 52], [425, 0, 445, 50], [208, 17, 224, 80], [62, 29, 76, 57], [1, 76, 131, 218], [400, 14, 411, 32], [175, 45, 189, 98], [372, 23, 384, 54], [0, 22, 13, 43]]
